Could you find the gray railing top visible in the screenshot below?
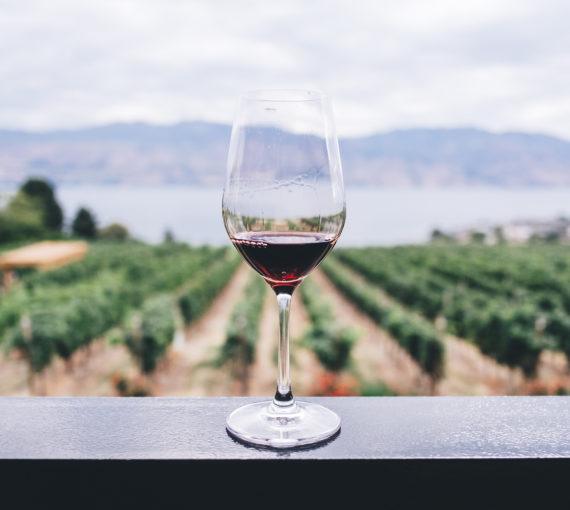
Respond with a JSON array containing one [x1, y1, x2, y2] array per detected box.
[[0, 396, 569, 460]]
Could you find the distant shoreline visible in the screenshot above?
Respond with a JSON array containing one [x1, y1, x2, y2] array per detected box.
[[50, 187, 570, 247]]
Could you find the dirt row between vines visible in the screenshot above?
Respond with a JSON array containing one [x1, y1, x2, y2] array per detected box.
[[310, 266, 555, 396], [154, 266, 320, 397], [0, 264, 324, 397], [248, 289, 318, 396], [153, 263, 252, 396], [0, 333, 138, 396], [310, 269, 432, 395], [5, 258, 564, 398], [0, 264, 251, 396], [2, 265, 256, 397]]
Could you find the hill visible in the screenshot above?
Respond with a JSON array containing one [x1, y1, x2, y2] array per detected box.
[[1, 123, 569, 187]]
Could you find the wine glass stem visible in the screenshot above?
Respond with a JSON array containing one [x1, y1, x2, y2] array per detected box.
[[274, 292, 294, 407]]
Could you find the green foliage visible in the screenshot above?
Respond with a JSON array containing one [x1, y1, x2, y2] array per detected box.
[[430, 228, 454, 243], [470, 231, 486, 244], [335, 245, 570, 375], [98, 223, 130, 241], [5, 272, 129, 372], [21, 178, 63, 231], [178, 254, 241, 325], [0, 177, 67, 243], [7, 313, 61, 372], [322, 257, 445, 379], [0, 178, 63, 244], [1, 243, 227, 374], [20, 243, 222, 293], [163, 229, 175, 243], [300, 278, 357, 373], [72, 207, 97, 239], [359, 382, 395, 396], [0, 192, 46, 243], [123, 294, 177, 374], [0, 286, 29, 335], [215, 274, 266, 375], [19, 242, 151, 290]]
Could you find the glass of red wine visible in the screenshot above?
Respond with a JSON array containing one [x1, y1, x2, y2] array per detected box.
[[223, 89, 346, 448]]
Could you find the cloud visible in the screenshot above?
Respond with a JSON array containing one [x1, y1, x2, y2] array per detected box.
[[0, 0, 569, 138]]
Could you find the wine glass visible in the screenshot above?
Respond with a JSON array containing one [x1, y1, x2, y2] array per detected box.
[[222, 89, 346, 448]]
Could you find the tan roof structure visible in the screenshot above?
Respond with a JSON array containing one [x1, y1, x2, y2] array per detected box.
[[0, 241, 89, 271]]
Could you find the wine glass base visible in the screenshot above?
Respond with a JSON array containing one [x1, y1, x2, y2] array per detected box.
[[226, 400, 341, 449]]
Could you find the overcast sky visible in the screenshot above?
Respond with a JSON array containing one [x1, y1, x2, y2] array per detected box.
[[1, 0, 569, 137]]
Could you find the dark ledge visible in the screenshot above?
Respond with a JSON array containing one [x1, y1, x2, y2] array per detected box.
[[1, 396, 569, 459], [1, 396, 568, 505]]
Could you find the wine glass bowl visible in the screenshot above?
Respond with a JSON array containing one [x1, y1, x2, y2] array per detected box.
[[223, 89, 346, 448]]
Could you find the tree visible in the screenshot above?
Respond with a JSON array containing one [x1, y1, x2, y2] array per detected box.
[[493, 226, 506, 245], [98, 223, 130, 241], [430, 228, 452, 243], [0, 192, 45, 243], [72, 207, 97, 239], [20, 178, 63, 231], [163, 229, 175, 243], [470, 230, 486, 244]]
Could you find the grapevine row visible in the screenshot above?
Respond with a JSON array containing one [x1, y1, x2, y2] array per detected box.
[[300, 277, 357, 373], [214, 273, 266, 392], [335, 248, 566, 375], [121, 251, 242, 375], [2, 244, 234, 374], [321, 258, 445, 379]]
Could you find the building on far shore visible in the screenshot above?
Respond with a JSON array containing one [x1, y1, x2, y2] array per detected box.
[[432, 217, 570, 245]]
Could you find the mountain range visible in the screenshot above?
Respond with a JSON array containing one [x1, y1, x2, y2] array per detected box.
[[1, 122, 569, 187]]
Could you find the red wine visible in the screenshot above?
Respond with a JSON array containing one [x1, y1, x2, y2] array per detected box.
[[231, 232, 337, 293]]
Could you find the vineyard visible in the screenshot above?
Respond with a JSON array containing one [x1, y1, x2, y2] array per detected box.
[[0, 241, 569, 396]]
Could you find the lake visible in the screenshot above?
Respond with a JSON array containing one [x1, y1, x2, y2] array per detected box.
[[57, 186, 570, 246]]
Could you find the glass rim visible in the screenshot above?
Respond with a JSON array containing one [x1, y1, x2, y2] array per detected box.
[[240, 89, 327, 103]]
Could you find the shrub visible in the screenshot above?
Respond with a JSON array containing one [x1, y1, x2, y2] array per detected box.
[[214, 274, 266, 394], [72, 207, 97, 239], [98, 223, 130, 241], [178, 255, 240, 325], [300, 278, 357, 373], [123, 295, 177, 374]]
